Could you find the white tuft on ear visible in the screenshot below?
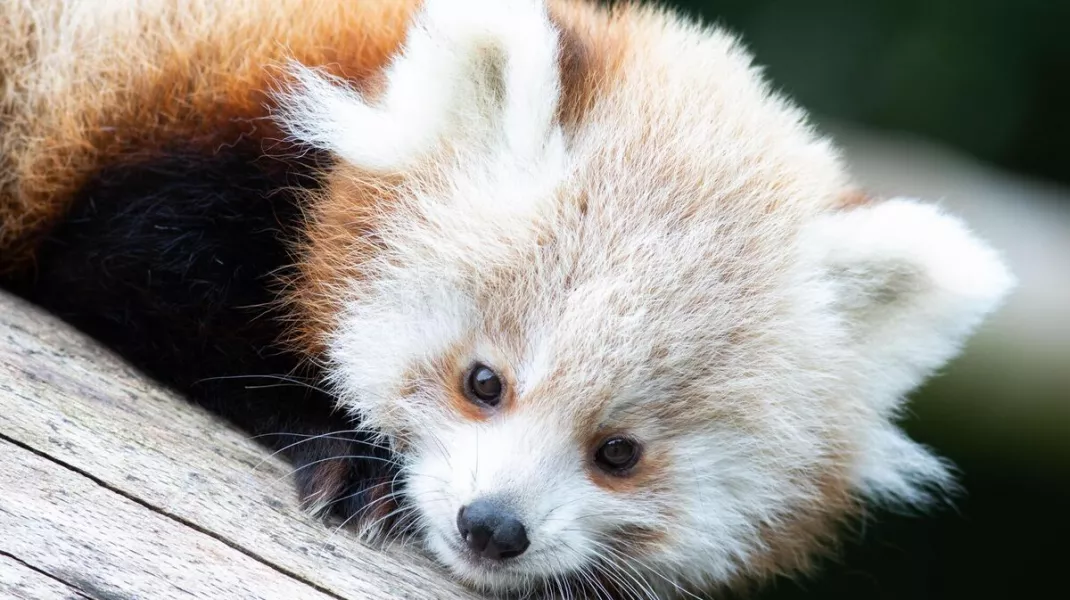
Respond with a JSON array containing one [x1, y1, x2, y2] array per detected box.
[[273, 0, 562, 172], [802, 198, 1015, 410]]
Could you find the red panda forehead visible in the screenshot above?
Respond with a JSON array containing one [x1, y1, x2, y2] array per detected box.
[[471, 239, 790, 357]]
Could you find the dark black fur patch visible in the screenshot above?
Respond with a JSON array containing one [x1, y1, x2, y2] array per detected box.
[[4, 143, 395, 523]]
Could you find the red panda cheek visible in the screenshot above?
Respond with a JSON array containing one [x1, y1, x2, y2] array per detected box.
[[612, 524, 671, 557], [743, 459, 859, 581]]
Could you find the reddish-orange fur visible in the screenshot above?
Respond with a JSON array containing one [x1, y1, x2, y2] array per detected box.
[[0, 0, 421, 271]]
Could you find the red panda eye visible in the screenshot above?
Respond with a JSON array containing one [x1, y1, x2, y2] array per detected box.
[[594, 437, 641, 473], [465, 364, 503, 406]]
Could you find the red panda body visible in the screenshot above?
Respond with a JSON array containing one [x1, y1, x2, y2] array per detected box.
[[1, 0, 418, 265], [0, 1, 1014, 597], [0, 0, 434, 534]]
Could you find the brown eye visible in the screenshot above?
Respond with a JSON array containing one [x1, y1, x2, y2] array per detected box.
[[465, 364, 503, 406], [594, 437, 641, 473]]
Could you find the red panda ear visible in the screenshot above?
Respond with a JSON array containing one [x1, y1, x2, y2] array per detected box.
[[273, 0, 562, 173], [800, 197, 1014, 409], [799, 198, 1014, 505]]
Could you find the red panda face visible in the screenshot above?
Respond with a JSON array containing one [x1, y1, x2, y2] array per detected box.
[[277, 0, 1013, 595], [314, 193, 867, 593]]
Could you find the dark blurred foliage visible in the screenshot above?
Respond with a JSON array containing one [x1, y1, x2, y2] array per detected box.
[[653, 1, 1070, 599], [670, 0, 1070, 187]]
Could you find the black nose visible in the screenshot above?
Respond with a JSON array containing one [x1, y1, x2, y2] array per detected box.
[[456, 499, 530, 560]]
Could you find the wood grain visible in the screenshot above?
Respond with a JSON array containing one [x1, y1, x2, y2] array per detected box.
[[0, 439, 337, 600], [0, 554, 90, 600], [0, 291, 480, 600]]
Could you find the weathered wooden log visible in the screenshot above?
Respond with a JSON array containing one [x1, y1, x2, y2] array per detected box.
[[0, 292, 479, 600]]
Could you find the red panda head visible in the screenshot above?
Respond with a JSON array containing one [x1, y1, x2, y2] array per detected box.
[[275, 0, 1014, 595]]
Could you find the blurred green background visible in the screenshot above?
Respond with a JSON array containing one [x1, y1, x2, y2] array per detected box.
[[671, 0, 1070, 187], [655, 1, 1070, 599]]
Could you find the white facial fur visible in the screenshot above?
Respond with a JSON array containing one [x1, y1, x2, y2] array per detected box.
[[276, 0, 1015, 596]]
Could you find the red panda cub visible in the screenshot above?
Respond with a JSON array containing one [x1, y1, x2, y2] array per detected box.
[[1, 0, 1014, 597]]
